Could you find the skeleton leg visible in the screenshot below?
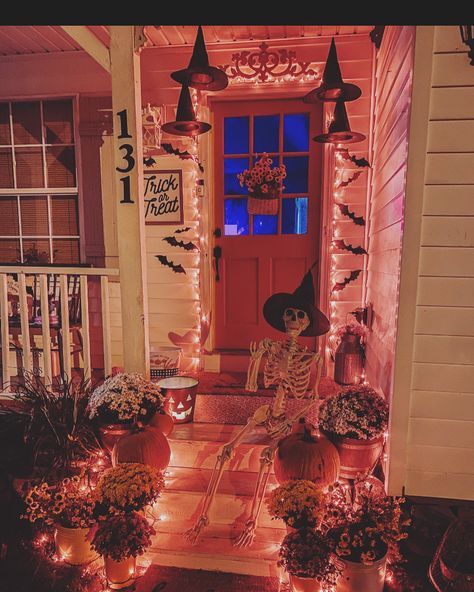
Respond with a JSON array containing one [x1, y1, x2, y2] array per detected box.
[[183, 405, 270, 545], [233, 439, 278, 548]]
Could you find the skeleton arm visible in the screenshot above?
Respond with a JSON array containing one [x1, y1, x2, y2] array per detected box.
[[245, 339, 271, 391]]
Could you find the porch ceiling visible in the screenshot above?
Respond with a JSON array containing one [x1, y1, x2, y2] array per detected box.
[[0, 25, 373, 56]]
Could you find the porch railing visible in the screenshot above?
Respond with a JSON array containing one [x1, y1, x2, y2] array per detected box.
[[0, 266, 119, 389]]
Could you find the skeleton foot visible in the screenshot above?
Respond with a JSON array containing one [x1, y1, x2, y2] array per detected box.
[[233, 519, 257, 548], [183, 515, 209, 545]]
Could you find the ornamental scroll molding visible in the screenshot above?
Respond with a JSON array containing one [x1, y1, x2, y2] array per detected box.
[[218, 42, 320, 84]]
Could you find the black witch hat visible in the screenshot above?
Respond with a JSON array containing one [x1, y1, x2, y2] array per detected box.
[[313, 98, 366, 144], [171, 26, 228, 91], [303, 38, 362, 103], [161, 84, 212, 137], [263, 269, 330, 337]]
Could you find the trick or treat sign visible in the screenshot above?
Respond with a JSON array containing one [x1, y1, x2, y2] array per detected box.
[[144, 169, 184, 225]]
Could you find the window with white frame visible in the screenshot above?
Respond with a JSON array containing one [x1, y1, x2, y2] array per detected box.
[[0, 98, 80, 264]]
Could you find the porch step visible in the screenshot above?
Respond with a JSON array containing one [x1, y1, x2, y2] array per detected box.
[[152, 423, 285, 577], [219, 351, 251, 374]]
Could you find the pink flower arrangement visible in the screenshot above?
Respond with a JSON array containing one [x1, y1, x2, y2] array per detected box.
[[278, 528, 341, 585], [319, 385, 389, 440], [237, 153, 286, 198], [91, 511, 155, 561], [321, 481, 410, 564]]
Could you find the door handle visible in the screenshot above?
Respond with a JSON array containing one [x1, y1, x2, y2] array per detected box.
[[213, 246, 222, 281], [213, 227, 222, 238]]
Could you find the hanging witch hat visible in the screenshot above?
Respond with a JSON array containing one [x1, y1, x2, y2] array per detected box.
[[263, 268, 330, 337], [303, 38, 362, 103], [313, 98, 366, 144], [161, 84, 212, 137], [171, 25, 228, 91]]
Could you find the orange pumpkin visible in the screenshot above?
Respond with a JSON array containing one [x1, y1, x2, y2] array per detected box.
[[112, 425, 171, 472], [149, 411, 174, 436], [274, 420, 340, 486]]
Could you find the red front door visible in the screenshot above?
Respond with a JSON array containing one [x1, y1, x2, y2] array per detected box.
[[213, 98, 323, 351]]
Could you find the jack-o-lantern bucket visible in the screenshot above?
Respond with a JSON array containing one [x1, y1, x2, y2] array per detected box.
[[157, 376, 199, 424]]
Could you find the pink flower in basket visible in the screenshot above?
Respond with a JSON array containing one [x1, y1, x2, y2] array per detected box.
[[237, 153, 286, 199]]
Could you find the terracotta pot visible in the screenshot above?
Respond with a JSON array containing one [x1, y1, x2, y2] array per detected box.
[[321, 429, 384, 480], [336, 554, 387, 592], [54, 525, 99, 566], [97, 422, 135, 453], [334, 334, 364, 385], [289, 574, 321, 592], [104, 555, 136, 590]]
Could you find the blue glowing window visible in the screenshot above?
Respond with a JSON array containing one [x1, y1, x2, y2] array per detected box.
[[283, 156, 309, 193], [224, 157, 249, 195], [224, 117, 249, 154], [283, 113, 309, 152], [224, 198, 249, 235], [282, 198, 308, 235], [254, 115, 279, 154], [253, 214, 278, 235]]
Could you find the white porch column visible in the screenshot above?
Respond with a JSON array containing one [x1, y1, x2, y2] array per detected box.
[[109, 26, 150, 376]]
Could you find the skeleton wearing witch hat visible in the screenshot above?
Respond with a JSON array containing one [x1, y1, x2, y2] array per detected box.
[[184, 267, 330, 547]]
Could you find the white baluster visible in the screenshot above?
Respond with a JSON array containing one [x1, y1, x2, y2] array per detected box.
[[0, 274, 9, 389], [39, 274, 52, 386], [80, 276, 91, 382], [18, 273, 32, 374], [59, 275, 71, 381], [101, 275, 112, 378]]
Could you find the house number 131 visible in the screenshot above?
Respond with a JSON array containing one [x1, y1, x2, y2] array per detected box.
[[116, 109, 135, 204]]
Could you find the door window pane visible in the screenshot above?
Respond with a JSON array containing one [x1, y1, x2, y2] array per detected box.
[[224, 198, 249, 235], [43, 99, 74, 144], [282, 198, 308, 234], [46, 146, 76, 187], [254, 115, 279, 154], [12, 101, 42, 144], [0, 148, 14, 188], [284, 113, 309, 152], [0, 197, 19, 235], [15, 147, 45, 188], [0, 103, 10, 145], [253, 214, 278, 235], [224, 157, 249, 195], [53, 239, 80, 263], [224, 116, 249, 154], [283, 156, 309, 193], [20, 196, 49, 236]]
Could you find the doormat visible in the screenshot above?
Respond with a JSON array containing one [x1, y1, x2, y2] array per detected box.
[[135, 565, 279, 592]]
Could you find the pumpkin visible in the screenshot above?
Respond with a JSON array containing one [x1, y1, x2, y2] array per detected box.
[[274, 419, 340, 487], [150, 411, 174, 436], [112, 425, 171, 472]]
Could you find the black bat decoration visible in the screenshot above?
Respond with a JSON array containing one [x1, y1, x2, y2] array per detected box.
[[331, 269, 362, 293], [143, 156, 156, 167], [162, 236, 199, 251], [337, 149, 370, 168], [156, 255, 186, 274], [333, 239, 368, 255], [174, 227, 192, 234], [336, 170, 363, 189], [161, 143, 204, 173], [336, 202, 366, 226]]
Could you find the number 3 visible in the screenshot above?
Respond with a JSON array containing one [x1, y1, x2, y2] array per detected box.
[[116, 144, 135, 173]]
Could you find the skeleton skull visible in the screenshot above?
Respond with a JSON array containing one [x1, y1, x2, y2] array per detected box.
[[283, 307, 310, 336]]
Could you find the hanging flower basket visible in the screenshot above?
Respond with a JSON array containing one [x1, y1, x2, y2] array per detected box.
[[247, 189, 280, 215]]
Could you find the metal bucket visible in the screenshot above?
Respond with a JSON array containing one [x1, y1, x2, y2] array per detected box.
[[150, 346, 182, 380], [157, 376, 199, 424]]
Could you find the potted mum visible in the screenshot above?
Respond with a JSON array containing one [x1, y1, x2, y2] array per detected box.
[[91, 511, 155, 589], [88, 373, 165, 451], [94, 463, 165, 514], [237, 152, 286, 215], [318, 386, 388, 479], [321, 481, 410, 592], [278, 528, 341, 592], [266, 479, 325, 531], [23, 474, 99, 565]]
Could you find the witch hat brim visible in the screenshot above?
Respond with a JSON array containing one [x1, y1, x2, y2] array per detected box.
[[263, 269, 330, 337], [171, 26, 228, 91], [161, 84, 212, 137], [313, 99, 366, 144], [303, 38, 361, 103]]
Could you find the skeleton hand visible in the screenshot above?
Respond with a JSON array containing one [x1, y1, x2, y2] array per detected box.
[[183, 514, 209, 545], [249, 341, 259, 358], [218, 444, 234, 463], [268, 419, 293, 439], [233, 519, 257, 548]]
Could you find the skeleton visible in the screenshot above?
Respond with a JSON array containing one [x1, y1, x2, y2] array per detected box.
[[184, 306, 323, 547]]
